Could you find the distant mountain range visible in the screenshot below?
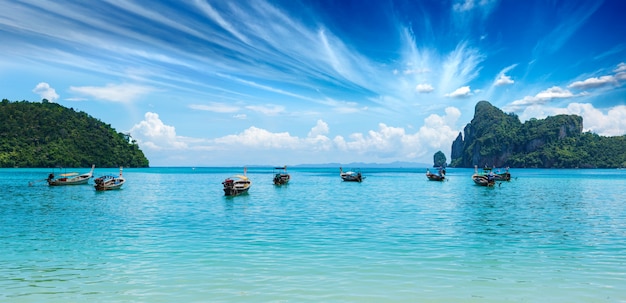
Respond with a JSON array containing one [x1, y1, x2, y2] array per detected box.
[[292, 161, 431, 168]]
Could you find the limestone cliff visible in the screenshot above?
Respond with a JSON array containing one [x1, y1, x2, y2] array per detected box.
[[448, 101, 621, 168]]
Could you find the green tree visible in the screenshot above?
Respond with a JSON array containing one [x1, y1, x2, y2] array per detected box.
[[0, 99, 149, 168]]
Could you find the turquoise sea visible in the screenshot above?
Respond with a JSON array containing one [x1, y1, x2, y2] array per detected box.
[[1, 167, 625, 302]]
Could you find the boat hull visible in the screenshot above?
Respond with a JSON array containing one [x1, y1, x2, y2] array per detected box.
[[47, 165, 95, 186], [94, 178, 125, 191], [223, 186, 250, 196], [94, 167, 125, 191], [48, 177, 90, 186], [426, 173, 445, 181], [494, 172, 511, 181], [472, 175, 495, 186], [273, 174, 290, 185], [341, 174, 363, 182], [222, 179, 251, 196], [94, 182, 125, 191]]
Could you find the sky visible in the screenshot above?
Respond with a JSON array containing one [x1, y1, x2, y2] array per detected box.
[[1, 0, 625, 167]]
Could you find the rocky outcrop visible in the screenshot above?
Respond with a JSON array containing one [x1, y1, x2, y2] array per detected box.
[[450, 101, 585, 168]]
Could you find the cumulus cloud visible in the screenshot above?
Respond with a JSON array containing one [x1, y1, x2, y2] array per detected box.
[[214, 126, 299, 148], [128, 108, 463, 165], [568, 63, 626, 90], [32, 82, 59, 102], [494, 74, 514, 86], [518, 103, 626, 136], [445, 86, 472, 98], [568, 75, 617, 89], [505, 86, 585, 112], [308, 119, 329, 137], [415, 83, 434, 93], [493, 64, 516, 87], [210, 120, 334, 152], [69, 83, 154, 102], [563, 103, 626, 136], [333, 107, 461, 159], [129, 112, 187, 150]]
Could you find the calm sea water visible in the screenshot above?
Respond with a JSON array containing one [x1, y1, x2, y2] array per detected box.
[[1, 167, 625, 302]]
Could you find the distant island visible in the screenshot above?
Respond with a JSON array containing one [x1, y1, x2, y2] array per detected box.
[[450, 101, 626, 168], [0, 99, 149, 168]]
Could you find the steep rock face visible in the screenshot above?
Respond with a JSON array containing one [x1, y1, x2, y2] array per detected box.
[[450, 101, 583, 168], [450, 132, 464, 161]]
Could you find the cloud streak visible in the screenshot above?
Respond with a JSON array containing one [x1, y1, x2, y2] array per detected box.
[[69, 83, 154, 103]]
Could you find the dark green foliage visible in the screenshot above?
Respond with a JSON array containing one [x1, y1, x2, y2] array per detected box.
[[450, 101, 626, 168], [0, 99, 149, 168], [433, 151, 447, 167]]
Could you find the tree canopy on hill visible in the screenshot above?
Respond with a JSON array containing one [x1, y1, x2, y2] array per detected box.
[[450, 101, 626, 168], [0, 99, 149, 168]]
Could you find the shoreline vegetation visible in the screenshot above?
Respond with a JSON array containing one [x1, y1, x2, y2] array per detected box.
[[2, 99, 625, 169], [0, 99, 149, 168], [450, 101, 626, 169]]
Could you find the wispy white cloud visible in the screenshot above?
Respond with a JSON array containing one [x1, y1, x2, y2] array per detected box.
[[189, 103, 240, 113], [32, 82, 59, 102], [532, 1, 603, 56], [493, 64, 517, 86], [439, 43, 483, 96], [453, 0, 476, 12], [453, 0, 498, 13], [193, 0, 249, 44], [245, 104, 285, 115], [69, 83, 154, 103]]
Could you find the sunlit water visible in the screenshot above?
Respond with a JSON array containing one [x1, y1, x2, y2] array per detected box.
[[1, 167, 625, 302]]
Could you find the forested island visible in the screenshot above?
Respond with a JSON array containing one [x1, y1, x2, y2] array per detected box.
[[450, 101, 626, 168], [0, 99, 149, 168]]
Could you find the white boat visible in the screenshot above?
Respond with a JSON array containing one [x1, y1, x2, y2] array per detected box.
[[94, 167, 125, 191], [223, 168, 251, 196], [47, 164, 95, 186], [273, 166, 290, 185], [340, 167, 364, 182]]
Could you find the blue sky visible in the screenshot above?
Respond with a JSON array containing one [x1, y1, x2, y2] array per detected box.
[[1, 0, 625, 166]]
